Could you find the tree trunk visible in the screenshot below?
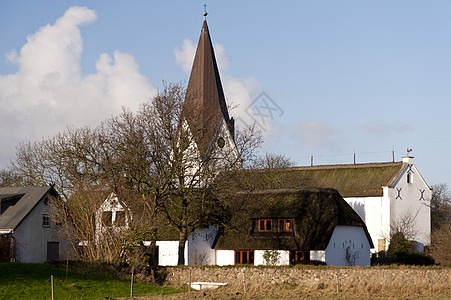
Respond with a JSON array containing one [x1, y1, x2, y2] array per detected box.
[[177, 228, 187, 265]]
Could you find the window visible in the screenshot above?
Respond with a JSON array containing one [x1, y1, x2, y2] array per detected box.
[[42, 214, 50, 227], [102, 211, 113, 227], [407, 172, 413, 184], [289, 251, 310, 265], [278, 219, 293, 232], [258, 219, 272, 232], [235, 250, 254, 265], [114, 211, 126, 227]]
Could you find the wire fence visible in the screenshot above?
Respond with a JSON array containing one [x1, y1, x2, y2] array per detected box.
[[291, 149, 409, 167]]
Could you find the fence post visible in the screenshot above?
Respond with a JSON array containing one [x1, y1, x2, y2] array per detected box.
[[189, 268, 192, 290], [130, 272, 134, 298], [51, 275, 54, 300], [335, 270, 340, 293], [242, 268, 246, 293]]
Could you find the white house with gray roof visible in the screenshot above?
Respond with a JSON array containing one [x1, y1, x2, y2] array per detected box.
[[0, 186, 73, 262]]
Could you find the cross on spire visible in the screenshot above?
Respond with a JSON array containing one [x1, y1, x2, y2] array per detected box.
[[203, 3, 207, 19]]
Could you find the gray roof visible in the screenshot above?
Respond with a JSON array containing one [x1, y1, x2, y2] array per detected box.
[[0, 186, 56, 231]]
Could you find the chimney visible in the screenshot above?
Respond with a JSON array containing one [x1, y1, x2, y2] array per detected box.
[[402, 156, 414, 164]]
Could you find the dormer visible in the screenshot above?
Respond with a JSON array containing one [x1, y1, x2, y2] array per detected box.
[[0, 194, 23, 215]]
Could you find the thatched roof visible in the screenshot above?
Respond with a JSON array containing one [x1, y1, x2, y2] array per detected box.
[[214, 188, 373, 251], [223, 162, 405, 198]]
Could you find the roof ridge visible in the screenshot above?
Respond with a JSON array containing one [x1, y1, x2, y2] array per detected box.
[[287, 161, 403, 171]]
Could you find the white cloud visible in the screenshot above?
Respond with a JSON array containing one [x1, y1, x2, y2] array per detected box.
[[214, 44, 230, 70], [0, 6, 156, 168], [174, 39, 230, 72], [174, 39, 196, 72], [364, 120, 412, 135], [293, 120, 336, 149], [174, 39, 274, 136]]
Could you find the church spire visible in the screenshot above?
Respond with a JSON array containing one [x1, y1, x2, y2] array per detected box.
[[183, 12, 235, 156]]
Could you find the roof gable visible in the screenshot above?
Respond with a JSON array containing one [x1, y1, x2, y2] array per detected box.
[[0, 186, 55, 230]]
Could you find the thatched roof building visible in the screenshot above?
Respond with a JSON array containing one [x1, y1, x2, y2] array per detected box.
[[214, 188, 374, 251]]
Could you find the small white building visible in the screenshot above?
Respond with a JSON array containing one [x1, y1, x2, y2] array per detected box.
[[95, 192, 130, 243], [0, 186, 73, 263]]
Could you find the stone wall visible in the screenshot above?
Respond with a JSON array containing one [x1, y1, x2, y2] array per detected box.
[[160, 266, 451, 294]]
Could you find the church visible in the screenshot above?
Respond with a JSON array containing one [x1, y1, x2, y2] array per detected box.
[[98, 12, 431, 267]]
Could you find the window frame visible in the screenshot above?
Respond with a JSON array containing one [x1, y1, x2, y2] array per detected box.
[[258, 219, 272, 232], [289, 250, 310, 265], [407, 172, 413, 184], [235, 250, 255, 265], [42, 214, 50, 227], [102, 210, 113, 227], [114, 210, 126, 227], [278, 219, 293, 232]]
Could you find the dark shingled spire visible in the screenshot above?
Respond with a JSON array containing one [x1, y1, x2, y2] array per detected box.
[[183, 19, 234, 156]]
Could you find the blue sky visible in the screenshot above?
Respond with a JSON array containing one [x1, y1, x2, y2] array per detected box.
[[1, 1, 451, 187]]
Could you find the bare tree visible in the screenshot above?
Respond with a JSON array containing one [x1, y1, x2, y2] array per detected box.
[[0, 169, 22, 187], [430, 183, 451, 230], [389, 208, 420, 241], [429, 223, 451, 266], [252, 152, 295, 170], [9, 82, 262, 266]]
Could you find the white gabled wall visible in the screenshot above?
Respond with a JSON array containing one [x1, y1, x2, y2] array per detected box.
[[187, 226, 218, 265], [95, 193, 129, 243], [388, 162, 431, 250], [324, 226, 371, 266], [14, 196, 72, 263]]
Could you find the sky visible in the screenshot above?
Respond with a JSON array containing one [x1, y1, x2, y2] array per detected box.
[[1, 1, 451, 187]]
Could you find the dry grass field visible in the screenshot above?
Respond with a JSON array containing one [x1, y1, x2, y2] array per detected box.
[[129, 285, 451, 300], [125, 269, 451, 300]]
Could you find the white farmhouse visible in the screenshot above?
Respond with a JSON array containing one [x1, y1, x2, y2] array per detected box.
[[0, 186, 73, 263], [239, 159, 431, 252]]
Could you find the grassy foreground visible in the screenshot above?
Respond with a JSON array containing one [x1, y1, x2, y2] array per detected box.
[[0, 262, 182, 299]]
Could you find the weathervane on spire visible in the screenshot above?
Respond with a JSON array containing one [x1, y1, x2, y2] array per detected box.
[[203, 3, 208, 20]]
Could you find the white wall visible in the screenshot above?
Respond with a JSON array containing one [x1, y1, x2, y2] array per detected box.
[[310, 250, 325, 262], [389, 163, 431, 249], [345, 196, 390, 251], [324, 226, 371, 266], [216, 250, 234, 266], [187, 226, 217, 265], [14, 196, 72, 263], [156, 241, 187, 266], [254, 250, 290, 266]]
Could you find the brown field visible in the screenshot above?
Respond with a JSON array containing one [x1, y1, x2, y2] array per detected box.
[[124, 271, 451, 300], [128, 285, 450, 300]]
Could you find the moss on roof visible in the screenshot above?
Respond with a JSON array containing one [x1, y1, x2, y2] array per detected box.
[[215, 188, 373, 251], [223, 162, 405, 198]]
